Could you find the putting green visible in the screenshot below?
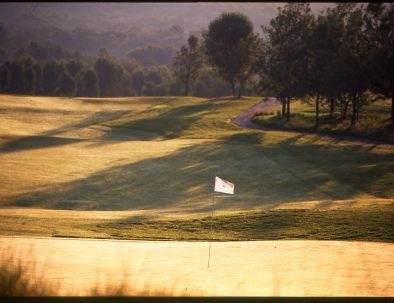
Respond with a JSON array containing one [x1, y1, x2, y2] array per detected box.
[[1, 236, 393, 296]]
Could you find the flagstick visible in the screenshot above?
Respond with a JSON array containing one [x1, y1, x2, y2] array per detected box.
[[208, 191, 215, 268]]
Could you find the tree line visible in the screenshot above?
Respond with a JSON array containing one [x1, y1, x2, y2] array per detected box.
[[174, 3, 394, 127], [258, 3, 394, 127], [0, 47, 246, 98]]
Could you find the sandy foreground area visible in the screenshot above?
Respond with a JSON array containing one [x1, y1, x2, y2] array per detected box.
[[1, 236, 393, 296]]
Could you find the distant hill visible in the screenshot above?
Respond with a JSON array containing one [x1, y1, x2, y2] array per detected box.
[[0, 3, 333, 58]]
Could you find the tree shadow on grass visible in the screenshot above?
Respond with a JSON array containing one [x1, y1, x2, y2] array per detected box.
[[220, 132, 265, 144], [0, 95, 257, 155], [0, 110, 132, 154], [111, 102, 217, 139], [88, 102, 230, 149], [5, 137, 394, 211], [0, 99, 222, 153], [0, 135, 83, 153]]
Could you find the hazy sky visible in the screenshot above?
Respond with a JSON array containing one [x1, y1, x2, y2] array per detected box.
[[0, 2, 334, 33]]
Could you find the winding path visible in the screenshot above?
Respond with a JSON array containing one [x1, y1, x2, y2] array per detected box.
[[231, 97, 279, 130]]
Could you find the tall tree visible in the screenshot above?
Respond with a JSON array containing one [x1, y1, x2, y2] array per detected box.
[[258, 3, 314, 120], [143, 82, 155, 96], [365, 3, 394, 124], [203, 12, 259, 98], [173, 35, 203, 96], [0, 62, 10, 92], [7, 61, 24, 94], [23, 66, 36, 94], [305, 14, 326, 128], [145, 66, 162, 85], [32, 62, 42, 95], [318, 6, 349, 119], [132, 70, 145, 96], [42, 60, 66, 96], [66, 60, 84, 78], [0, 48, 6, 64], [305, 8, 346, 128], [55, 71, 76, 97], [337, 4, 369, 127], [94, 57, 123, 97], [19, 55, 38, 95], [83, 69, 99, 97]]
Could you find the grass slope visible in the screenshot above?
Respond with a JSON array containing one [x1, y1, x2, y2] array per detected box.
[[1, 203, 393, 242], [0, 93, 393, 241]]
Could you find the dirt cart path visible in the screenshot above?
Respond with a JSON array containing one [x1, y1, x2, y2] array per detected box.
[[231, 97, 278, 130], [1, 237, 393, 296]]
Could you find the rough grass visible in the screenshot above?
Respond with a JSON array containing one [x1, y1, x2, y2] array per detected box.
[[0, 201, 393, 242], [0, 245, 58, 296], [0, 246, 180, 296], [0, 93, 393, 241]]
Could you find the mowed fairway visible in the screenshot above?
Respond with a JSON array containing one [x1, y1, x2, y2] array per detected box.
[[0, 93, 393, 241]]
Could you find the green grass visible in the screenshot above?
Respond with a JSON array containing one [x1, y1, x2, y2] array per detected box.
[[0, 93, 393, 242], [253, 98, 394, 141]]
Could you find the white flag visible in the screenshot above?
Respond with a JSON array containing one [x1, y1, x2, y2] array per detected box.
[[214, 176, 234, 195]]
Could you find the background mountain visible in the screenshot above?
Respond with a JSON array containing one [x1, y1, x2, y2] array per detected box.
[[0, 3, 332, 59]]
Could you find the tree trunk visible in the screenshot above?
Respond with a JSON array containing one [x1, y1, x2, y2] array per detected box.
[[344, 101, 349, 118], [340, 98, 343, 117], [229, 80, 236, 96], [286, 97, 290, 121], [184, 81, 189, 96], [315, 93, 320, 129], [329, 96, 335, 117], [237, 80, 244, 99], [281, 98, 286, 119], [351, 93, 357, 127], [340, 96, 349, 119], [391, 96, 394, 125]]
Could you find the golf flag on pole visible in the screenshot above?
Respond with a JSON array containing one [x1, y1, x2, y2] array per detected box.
[[214, 176, 234, 195]]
